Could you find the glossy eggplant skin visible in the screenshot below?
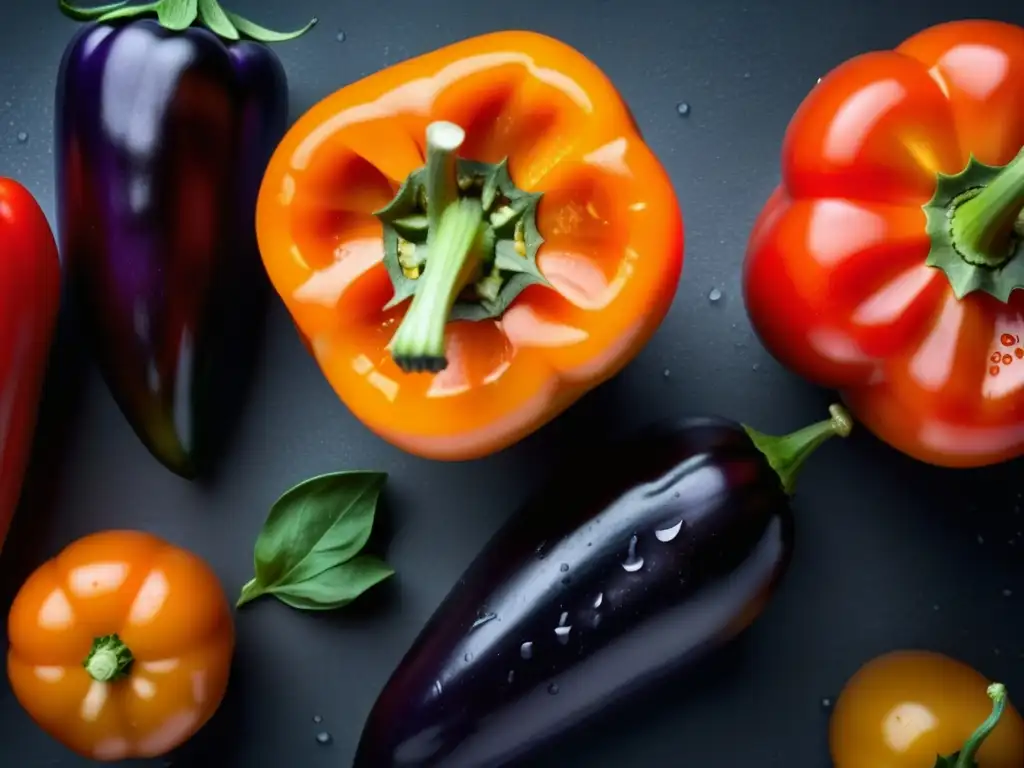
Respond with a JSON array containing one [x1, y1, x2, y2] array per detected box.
[[55, 20, 288, 478], [354, 417, 794, 767]]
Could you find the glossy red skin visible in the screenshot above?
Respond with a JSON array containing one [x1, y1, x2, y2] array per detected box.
[[744, 20, 1024, 467], [0, 179, 61, 553]]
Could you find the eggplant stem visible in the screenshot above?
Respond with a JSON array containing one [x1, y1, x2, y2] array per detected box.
[[742, 404, 853, 495]]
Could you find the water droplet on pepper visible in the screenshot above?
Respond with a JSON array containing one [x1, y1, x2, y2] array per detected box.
[[992, 351, 1003, 363], [1003, 354, 1013, 365], [990, 366, 1001, 377], [1002, 333, 1017, 347]]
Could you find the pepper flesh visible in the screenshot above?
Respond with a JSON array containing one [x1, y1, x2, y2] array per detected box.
[[743, 20, 1024, 467], [6, 531, 235, 761], [256, 31, 683, 460], [0, 178, 61, 554]]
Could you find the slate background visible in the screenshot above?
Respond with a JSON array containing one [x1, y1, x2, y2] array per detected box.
[[1, 0, 1022, 766]]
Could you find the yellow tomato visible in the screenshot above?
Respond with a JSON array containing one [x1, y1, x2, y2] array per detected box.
[[830, 650, 1024, 767]]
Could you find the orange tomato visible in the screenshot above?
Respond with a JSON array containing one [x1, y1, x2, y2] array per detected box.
[[6, 530, 235, 761], [830, 650, 1024, 767]]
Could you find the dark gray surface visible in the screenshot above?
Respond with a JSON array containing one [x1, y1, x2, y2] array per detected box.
[[2, 1, 1023, 766]]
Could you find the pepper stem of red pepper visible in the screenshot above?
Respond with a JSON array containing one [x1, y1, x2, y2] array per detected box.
[[83, 633, 135, 683], [951, 148, 1024, 269], [742, 404, 853, 495], [389, 122, 488, 373], [950, 683, 1008, 768]]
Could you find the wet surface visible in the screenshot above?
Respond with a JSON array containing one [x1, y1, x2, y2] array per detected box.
[[1, 0, 1023, 766]]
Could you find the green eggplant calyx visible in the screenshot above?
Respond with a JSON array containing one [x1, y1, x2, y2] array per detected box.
[[743, 403, 853, 496], [58, 0, 317, 43]]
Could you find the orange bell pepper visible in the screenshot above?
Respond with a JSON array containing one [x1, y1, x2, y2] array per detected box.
[[256, 31, 683, 460], [6, 531, 234, 761], [743, 20, 1024, 468]]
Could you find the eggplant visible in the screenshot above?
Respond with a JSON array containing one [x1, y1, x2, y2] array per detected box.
[[354, 404, 853, 767], [54, 3, 314, 478]]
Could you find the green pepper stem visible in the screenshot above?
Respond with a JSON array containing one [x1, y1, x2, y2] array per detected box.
[[390, 122, 486, 373], [952, 148, 1024, 269], [83, 634, 134, 683], [955, 683, 1008, 768], [743, 404, 853, 496]]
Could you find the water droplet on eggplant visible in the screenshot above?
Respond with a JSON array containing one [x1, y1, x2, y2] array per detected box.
[[621, 534, 644, 572], [335, 31, 346, 42], [559, 562, 569, 572], [548, 682, 560, 695], [520, 641, 534, 660], [507, 670, 515, 683], [676, 101, 690, 116], [313, 715, 323, 724], [464, 652, 473, 662], [471, 612, 497, 629], [16, 131, 27, 143], [593, 592, 604, 608], [654, 520, 684, 542], [708, 287, 722, 303], [316, 732, 333, 745]]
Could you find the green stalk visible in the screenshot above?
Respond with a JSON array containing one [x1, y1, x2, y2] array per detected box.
[[743, 404, 854, 495], [389, 122, 486, 373], [952, 149, 1024, 269], [83, 634, 134, 682], [953, 683, 1008, 768]]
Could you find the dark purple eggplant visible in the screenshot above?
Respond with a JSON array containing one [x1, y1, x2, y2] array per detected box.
[[55, 1, 315, 478], [354, 404, 853, 767]]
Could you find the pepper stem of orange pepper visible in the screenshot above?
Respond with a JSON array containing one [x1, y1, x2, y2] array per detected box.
[[390, 122, 488, 373], [951, 148, 1024, 269], [742, 404, 853, 495], [952, 683, 1008, 768], [83, 633, 134, 682]]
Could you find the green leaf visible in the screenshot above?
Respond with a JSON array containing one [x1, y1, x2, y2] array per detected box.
[[58, 0, 131, 20], [97, 2, 159, 21], [223, 9, 317, 42], [155, 0, 197, 29], [268, 555, 395, 611], [237, 471, 392, 611], [197, 0, 238, 39]]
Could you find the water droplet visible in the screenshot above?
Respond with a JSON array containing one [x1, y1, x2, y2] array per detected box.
[[990, 365, 1001, 377], [554, 625, 572, 644], [16, 131, 27, 143], [464, 652, 473, 662], [621, 534, 644, 572], [708, 287, 722, 303], [933, 604, 940, 611], [1003, 354, 1014, 365], [520, 641, 534, 660], [1003, 588, 1013, 597], [548, 682, 560, 695], [663, 368, 671, 378], [992, 351, 1003, 363], [560, 563, 569, 572], [471, 612, 497, 629], [433, 680, 443, 696], [655, 520, 684, 542], [752, 363, 760, 371], [316, 732, 333, 745], [676, 101, 690, 116], [561, 575, 572, 586], [558, 611, 568, 626], [593, 592, 604, 609], [742, 71, 751, 78], [820, 697, 832, 710], [1001, 333, 1016, 347], [335, 31, 346, 42], [313, 715, 323, 724], [507, 670, 515, 684], [816, 76, 822, 84], [977, 534, 985, 544], [535, 542, 547, 559]]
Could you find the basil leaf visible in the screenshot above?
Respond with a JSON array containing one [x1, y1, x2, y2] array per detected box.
[[268, 555, 395, 611], [157, 0, 198, 30], [236, 471, 391, 610], [223, 9, 318, 42], [197, 0, 238, 39]]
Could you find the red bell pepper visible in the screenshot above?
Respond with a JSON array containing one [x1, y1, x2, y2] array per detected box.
[[744, 20, 1024, 468], [0, 179, 61, 553]]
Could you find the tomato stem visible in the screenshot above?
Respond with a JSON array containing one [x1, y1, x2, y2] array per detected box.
[[954, 683, 1008, 768], [951, 148, 1024, 270], [742, 404, 853, 495], [83, 633, 134, 682]]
